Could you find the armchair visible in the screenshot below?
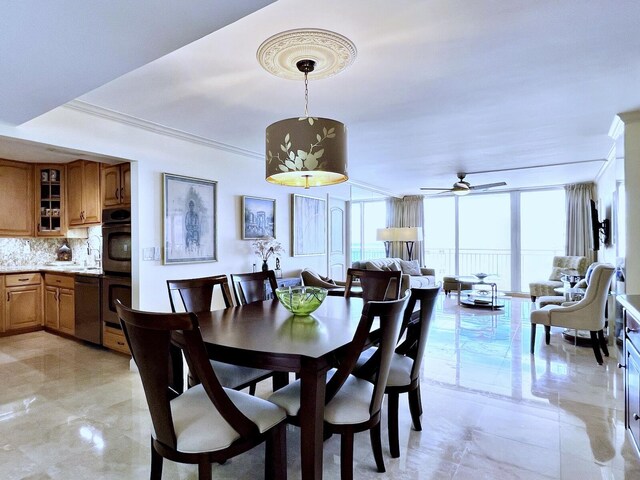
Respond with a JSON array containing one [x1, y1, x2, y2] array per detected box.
[[528, 255, 587, 301], [300, 268, 346, 290], [530, 264, 615, 364]]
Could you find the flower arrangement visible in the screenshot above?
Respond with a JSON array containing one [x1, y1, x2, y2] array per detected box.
[[252, 236, 284, 261]]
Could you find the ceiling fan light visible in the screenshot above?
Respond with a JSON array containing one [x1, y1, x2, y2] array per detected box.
[[453, 186, 470, 196]]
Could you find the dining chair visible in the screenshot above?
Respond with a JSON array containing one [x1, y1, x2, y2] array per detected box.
[[354, 284, 441, 458], [229, 270, 289, 390], [167, 275, 274, 395], [230, 270, 279, 305], [115, 300, 287, 480], [343, 268, 403, 303], [268, 293, 410, 480]]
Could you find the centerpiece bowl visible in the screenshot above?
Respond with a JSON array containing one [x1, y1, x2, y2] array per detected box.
[[275, 286, 328, 316], [474, 272, 489, 281]]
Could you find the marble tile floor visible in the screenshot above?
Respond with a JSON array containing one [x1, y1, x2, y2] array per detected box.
[[1, 295, 639, 479]]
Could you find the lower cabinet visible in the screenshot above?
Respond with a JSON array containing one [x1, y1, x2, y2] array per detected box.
[[44, 274, 75, 335], [624, 305, 640, 456], [103, 324, 130, 355], [4, 273, 42, 331]]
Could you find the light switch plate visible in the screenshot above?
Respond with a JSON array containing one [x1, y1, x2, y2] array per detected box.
[[153, 247, 161, 261], [142, 247, 154, 261]]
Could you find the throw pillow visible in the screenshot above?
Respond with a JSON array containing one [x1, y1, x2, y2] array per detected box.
[[399, 259, 421, 276], [548, 267, 564, 281], [365, 261, 384, 271]]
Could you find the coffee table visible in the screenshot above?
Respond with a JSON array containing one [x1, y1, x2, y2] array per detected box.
[[456, 276, 505, 309]]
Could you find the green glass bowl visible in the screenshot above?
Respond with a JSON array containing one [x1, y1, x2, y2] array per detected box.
[[275, 286, 328, 315]]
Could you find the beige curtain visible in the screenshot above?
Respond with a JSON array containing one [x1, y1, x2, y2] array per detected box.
[[565, 183, 596, 265], [385, 195, 425, 264]]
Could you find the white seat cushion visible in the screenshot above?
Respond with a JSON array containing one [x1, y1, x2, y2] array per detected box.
[[530, 305, 560, 326], [355, 347, 413, 387], [268, 370, 373, 425], [165, 384, 286, 454], [211, 360, 270, 389]]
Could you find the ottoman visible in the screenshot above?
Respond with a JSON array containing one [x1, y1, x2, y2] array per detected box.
[[442, 276, 474, 295]]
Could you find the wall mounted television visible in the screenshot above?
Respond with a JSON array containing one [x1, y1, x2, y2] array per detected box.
[[590, 199, 610, 250]]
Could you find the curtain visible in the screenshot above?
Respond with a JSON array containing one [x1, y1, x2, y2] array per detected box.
[[565, 183, 596, 265], [385, 195, 425, 264]]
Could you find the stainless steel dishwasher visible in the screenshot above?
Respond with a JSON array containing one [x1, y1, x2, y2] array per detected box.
[[75, 275, 102, 345]]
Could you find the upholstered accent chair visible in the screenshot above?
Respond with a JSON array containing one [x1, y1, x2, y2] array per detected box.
[[530, 264, 615, 364], [115, 301, 288, 480], [528, 255, 588, 301], [300, 268, 347, 291], [442, 276, 474, 295]]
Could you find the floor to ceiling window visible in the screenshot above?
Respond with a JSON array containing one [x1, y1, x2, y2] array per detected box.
[[520, 189, 566, 289], [424, 188, 565, 293], [350, 200, 386, 262], [459, 193, 511, 291]]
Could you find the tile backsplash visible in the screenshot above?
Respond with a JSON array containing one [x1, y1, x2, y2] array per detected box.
[[0, 226, 102, 267]]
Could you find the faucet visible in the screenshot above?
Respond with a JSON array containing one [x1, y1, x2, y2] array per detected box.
[[87, 234, 102, 268]]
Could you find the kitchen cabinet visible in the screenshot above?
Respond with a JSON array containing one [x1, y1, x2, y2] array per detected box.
[[35, 164, 65, 236], [0, 159, 34, 236], [103, 324, 130, 355], [102, 163, 130, 208], [44, 274, 74, 335], [67, 160, 101, 227], [618, 295, 640, 458], [4, 273, 42, 331]]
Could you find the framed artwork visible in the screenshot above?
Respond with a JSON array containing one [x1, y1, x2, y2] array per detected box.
[[163, 173, 217, 264], [242, 196, 276, 239], [292, 194, 326, 256]]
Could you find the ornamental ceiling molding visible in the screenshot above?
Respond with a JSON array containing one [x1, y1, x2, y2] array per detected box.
[[257, 28, 357, 80]]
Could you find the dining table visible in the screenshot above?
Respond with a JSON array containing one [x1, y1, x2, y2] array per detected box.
[[192, 295, 368, 480]]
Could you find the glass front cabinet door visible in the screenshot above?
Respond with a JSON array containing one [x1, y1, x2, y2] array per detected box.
[[35, 165, 66, 237]]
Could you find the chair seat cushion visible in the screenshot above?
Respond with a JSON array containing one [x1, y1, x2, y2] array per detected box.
[[355, 347, 413, 387], [530, 305, 560, 326], [166, 384, 286, 454], [211, 360, 270, 389], [536, 295, 566, 308], [268, 371, 374, 425]]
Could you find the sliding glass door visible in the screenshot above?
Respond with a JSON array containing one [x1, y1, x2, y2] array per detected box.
[[424, 188, 565, 293]]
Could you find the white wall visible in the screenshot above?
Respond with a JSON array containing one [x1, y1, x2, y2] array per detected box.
[[0, 105, 350, 310]]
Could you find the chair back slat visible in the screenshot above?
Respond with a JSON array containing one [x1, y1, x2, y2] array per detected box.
[[344, 268, 402, 303], [116, 301, 194, 449], [115, 301, 260, 445], [166, 275, 233, 313], [230, 271, 278, 305], [324, 293, 410, 417], [398, 285, 440, 381]]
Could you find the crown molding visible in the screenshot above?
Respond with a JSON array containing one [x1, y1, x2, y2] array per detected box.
[[347, 179, 402, 199], [608, 115, 624, 139], [618, 109, 640, 125], [63, 100, 262, 160]]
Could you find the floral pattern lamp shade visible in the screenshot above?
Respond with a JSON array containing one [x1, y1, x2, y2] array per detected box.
[[266, 117, 348, 188]]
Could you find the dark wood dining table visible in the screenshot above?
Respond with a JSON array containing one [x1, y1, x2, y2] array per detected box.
[[194, 295, 367, 480]]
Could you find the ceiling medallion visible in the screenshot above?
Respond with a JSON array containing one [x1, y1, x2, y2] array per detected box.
[[257, 28, 357, 80]]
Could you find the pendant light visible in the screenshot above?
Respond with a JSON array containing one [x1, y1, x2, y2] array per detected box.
[[258, 29, 356, 188]]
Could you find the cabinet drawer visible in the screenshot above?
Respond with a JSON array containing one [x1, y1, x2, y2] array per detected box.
[[44, 273, 74, 289], [103, 325, 130, 355], [5, 273, 40, 287], [626, 310, 640, 350]]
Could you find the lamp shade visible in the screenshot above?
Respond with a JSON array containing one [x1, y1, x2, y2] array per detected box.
[[376, 227, 423, 242], [266, 117, 348, 188], [376, 228, 395, 241]]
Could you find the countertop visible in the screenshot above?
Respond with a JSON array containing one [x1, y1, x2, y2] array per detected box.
[[0, 264, 104, 277], [616, 295, 640, 318]]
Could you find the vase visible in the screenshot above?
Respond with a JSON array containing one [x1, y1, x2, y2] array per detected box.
[[262, 260, 269, 272]]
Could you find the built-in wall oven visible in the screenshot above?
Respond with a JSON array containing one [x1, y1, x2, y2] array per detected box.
[[102, 207, 131, 275], [102, 207, 131, 331]]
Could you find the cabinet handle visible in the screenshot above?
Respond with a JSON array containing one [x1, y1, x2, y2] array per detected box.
[[6, 292, 9, 302], [117, 341, 125, 346], [617, 363, 626, 369], [37, 223, 40, 232], [634, 413, 640, 421], [626, 327, 637, 334], [120, 187, 124, 200], [115, 188, 120, 200], [18, 278, 29, 282]]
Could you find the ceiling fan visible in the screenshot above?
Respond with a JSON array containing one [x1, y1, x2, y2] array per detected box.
[[420, 173, 507, 196]]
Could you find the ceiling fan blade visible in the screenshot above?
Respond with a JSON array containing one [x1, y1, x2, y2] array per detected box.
[[469, 181, 507, 190], [420, 187, 452, 191]]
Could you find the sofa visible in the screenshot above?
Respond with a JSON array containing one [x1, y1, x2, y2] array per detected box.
[[351, 258, 436, 289], [528, 255, 588, 301]]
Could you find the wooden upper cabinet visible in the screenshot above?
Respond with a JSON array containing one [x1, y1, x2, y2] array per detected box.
[[102, 163, 130, 208], [67, 160, 101, 227], [35, 164, 66, 237], [0, 159, 34, 237]]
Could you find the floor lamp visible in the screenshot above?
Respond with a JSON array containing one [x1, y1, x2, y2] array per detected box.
[[377, 227, 423, 261]]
